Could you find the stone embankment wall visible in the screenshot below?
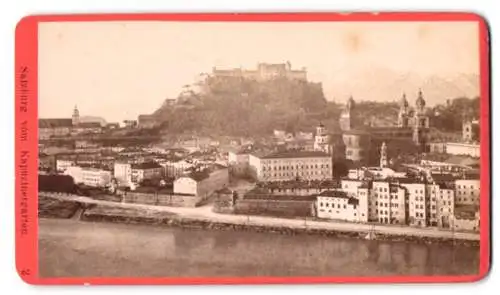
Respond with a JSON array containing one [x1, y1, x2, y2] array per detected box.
[[121, 191, 200, 207], [81, 210, 479, 247]]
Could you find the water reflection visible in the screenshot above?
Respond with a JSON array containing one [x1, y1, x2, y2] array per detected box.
[[39, 219, 480, 278]]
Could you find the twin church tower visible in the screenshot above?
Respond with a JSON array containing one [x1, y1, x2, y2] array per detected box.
[[314, 90, 430, 164]]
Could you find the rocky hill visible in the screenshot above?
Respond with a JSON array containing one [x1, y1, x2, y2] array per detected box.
[[152, 76, 336, 137]]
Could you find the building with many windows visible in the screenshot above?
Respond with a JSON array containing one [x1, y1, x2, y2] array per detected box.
[[248, 150, 332, 182], [372, 181, 407, 225], [131, 162, 164, 183], [316, 190, 368, 222], [454, 178, 480, 206], [64, 166, 112, 187]]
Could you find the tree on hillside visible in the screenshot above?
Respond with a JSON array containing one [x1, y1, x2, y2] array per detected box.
[[429, 96, 480, 132], [153, 76, 329, 137]]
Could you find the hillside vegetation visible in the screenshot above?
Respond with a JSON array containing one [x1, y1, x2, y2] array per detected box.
[[153, 77, 336, 137]]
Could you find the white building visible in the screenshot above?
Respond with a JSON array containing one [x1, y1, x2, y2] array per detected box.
[[249, 151, 332, 182], [372, 181, 406, 225], [455, 178, 480, 206], [161, 160, 193, 178], [316, 190, 367, 222], [56, 159, 74, 173], [452, 207, 480, 232], [399, 182, 427, 227], [340, 179, 364, 196], [65, 166, 112, 187], [131, 162, 163, 183], [318, 176, 464, 229], [445, 142, 480, 158], [174, 165, 229, 199], [313, 123, 331, 154], [114, 162, 132, 186], [427, 183, 455, 228], [347, 167, 407, 180]]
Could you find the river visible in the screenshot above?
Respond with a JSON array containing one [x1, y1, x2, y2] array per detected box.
[[38, 218, 480, 278]]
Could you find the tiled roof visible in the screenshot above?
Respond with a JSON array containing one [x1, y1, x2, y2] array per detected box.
[[261, 150, 331, 159], [430, 173, 456, 182], [318, 190, 349, 199], [263, 180, 338, 190], [318, 190, 359, 205], [131, 162, 162, 169], [77, 122, 102, 128], [39, 118, 73, 128], [243, 193, 316, 202], [180, 170, 210, 182]]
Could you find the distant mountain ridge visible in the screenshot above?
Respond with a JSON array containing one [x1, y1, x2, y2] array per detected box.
[[325, 67, 479, 105]]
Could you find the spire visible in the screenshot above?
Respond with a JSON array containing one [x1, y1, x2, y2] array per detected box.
[[72, 105, 80, 125], [400, 93, 409, 108]]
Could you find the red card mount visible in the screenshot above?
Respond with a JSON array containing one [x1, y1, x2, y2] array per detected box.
[[15, 12, 490, 285]]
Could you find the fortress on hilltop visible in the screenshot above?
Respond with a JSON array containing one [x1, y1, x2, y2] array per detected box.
[[212, 61, 307, 81]]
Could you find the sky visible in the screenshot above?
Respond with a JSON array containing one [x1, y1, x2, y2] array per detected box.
[[39, 21, 480, 123]]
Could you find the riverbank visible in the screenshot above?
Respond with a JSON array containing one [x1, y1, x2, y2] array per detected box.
[[39, 193, 480, 247], [81, 206, 479, 247]]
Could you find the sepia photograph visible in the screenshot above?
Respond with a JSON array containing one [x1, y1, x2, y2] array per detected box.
[[35, 18, 485, 279]]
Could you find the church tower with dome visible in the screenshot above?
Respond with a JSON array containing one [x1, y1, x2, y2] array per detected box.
[[339, 96, 357, 131], [338, 89, 430, 164], [397, 93, 410, 128], [412, 89, 430, 146]]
